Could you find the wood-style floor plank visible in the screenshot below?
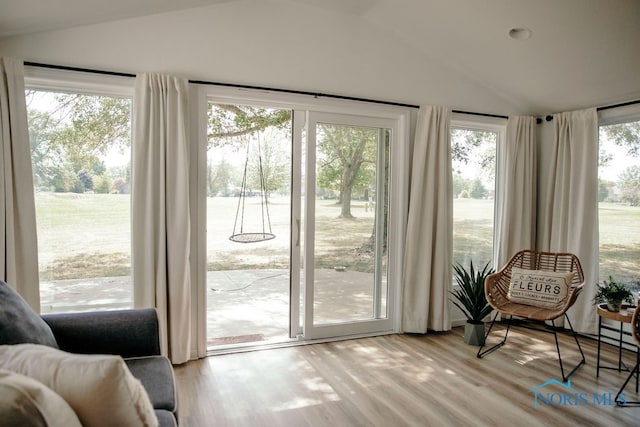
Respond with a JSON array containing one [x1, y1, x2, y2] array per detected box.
[[174, 326, 640, 426]]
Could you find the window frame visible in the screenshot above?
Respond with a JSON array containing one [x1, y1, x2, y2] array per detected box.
[[24, 66, 135, 313], [450, 114, 506, 270], [597, 103, 640, 286], [449, 114, 505, 326]]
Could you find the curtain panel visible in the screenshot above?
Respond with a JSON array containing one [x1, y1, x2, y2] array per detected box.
[[0, 57, 40, 310], [402, 106, 452, 333], [132, 73, 192, 364], [494, 116, 537, 268], [539, 108, 599, 334]]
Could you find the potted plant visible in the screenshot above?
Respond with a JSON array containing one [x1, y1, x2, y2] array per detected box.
[[593, 276, 634, 312], [450, 260, 494, 345]]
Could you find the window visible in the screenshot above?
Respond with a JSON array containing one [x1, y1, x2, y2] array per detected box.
[[598, 117, 640, 294], [451, 121, 500, 269], [25, 70, 133, 313]]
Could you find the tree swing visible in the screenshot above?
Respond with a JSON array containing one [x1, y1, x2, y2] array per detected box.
[[229, 134, 275, 243]]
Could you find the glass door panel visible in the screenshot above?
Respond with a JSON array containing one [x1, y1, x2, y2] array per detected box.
[[303, 113, 393, 339], [206, 103, 293, 349]]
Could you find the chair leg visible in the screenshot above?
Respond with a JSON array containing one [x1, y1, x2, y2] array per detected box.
[[616, 360, 640, 406], [552, 314, 586, 382], [477, 312, 510, 358]]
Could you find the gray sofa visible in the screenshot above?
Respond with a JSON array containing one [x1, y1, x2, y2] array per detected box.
[[43, 309, 178, 427], [0, 280, 178, 427]]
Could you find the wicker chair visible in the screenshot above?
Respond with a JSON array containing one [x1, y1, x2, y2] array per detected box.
[[477, 250, 586, 381], [615, 307, 640, 406]]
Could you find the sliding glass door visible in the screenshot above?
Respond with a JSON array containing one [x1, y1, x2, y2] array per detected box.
[[199, 90, 403, 349], [299, 112, 394, 339]]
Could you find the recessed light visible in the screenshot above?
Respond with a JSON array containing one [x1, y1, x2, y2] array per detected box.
[[508, 27, 532, 40]]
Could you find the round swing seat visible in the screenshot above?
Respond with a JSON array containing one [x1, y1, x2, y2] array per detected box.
[[229, 232, 276, 243]]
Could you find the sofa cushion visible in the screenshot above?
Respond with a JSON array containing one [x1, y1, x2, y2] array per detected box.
[[0, 344, 158, 427], [155, 410, 178, 427], [0, 281, 57, 348], [0, 369, 82, 427], [126, 356, 177, 413], [508, 267, 573, 309]]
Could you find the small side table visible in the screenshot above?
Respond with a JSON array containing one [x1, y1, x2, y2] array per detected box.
[[596, 304, 639, 395]]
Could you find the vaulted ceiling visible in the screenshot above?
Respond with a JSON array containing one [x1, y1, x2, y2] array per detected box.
[[1, 0, 639, 115]]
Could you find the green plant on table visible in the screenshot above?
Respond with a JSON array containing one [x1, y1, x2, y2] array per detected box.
[[593, 276, 635, 312]]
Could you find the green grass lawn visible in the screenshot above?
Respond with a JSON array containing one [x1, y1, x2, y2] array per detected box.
[[34, 193, 640, 286], [35, 192, 131, 280]]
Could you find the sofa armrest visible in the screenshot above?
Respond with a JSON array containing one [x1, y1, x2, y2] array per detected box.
[[42, 308, 161, 358]]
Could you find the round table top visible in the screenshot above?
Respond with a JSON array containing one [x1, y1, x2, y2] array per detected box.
[[597, 303, 636, 322]]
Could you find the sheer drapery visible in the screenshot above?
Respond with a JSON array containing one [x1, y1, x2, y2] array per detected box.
[[494, 116, 537, 268], [132, 73, 192, 364], [0, 57, 40, 310], [402, 106, 452, 333], [539, 108, 599, 334]]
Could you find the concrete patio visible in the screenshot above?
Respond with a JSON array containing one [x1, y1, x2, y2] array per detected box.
[[40, 268, 387, 349]]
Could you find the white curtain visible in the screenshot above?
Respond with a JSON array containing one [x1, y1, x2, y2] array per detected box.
[[539, 108, 599, 334], [402, 106, 452, 333], [132, 73, 192, 364], [0, 57, 40, 310], [494, 116, 537, 268]]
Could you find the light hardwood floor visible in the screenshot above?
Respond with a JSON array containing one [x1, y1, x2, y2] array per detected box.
[[174, 326, 640, 426]]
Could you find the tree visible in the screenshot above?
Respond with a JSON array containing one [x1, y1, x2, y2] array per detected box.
[[469, 178, 487, 199], [317, 124, 377, 218], [598, 179, 610, 202], [207, 104, 291, 147], [77, 169, 93, 191], [451, 128, 496, 172], [207, 157, 236, 197], [94, 174, 112, 194], [617, 165, 640, 205], [453, 174, 470, 198], [50, 93, 131, 170], [603, 122, 640, 156], [26, 91, 132, 191], [248, 134, 290, 202], [27, 108, 68, 189], [50, 164, 77, 192]]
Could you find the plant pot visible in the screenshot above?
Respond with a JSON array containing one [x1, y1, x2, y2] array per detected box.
[[606, 299, 623, 312], [463, 321, 485, 346]]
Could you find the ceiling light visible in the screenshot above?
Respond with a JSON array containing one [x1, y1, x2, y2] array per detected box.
[[508, 27, 532, 40]]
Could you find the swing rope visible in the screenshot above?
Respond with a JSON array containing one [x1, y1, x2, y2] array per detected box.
[[229, 134, 275, 243]]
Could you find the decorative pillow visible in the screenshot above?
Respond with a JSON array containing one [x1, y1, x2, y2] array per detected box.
[[0, 344, 158, 427], [508, 267, 574, 308], [0, 281, 58, 348], [0, 369, 82, 427]]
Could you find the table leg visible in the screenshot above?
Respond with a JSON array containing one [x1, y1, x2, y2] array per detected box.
[[618, 321, 624, 371], [636, 346, 640, 393], [597, 316, 602, 377]]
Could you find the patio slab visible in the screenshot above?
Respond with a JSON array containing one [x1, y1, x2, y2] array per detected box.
[[40, 268, 387, 348]]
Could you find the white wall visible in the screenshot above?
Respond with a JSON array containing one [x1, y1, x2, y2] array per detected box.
[[0, 1, 522, 115]]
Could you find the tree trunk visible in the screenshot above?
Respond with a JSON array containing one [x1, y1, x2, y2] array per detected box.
[[340, 174, 354, 217], [340, 164, 358, 218]]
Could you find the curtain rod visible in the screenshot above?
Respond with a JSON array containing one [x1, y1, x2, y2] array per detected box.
[[536, 99, 640, 123], [188, 78, 420, 109], [23, 61, 510, 118]]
